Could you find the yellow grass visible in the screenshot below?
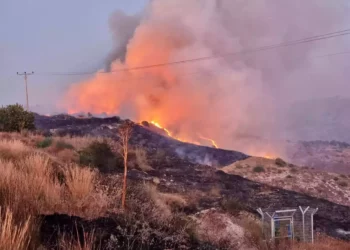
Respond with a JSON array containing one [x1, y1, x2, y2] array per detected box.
[[0, 139, 30, 160], [0, 139, 108, 219], [0, 207, 32, 250], [64, 164, 96, 200]]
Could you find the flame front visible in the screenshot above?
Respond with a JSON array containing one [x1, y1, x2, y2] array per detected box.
[[149, 121, 218, 148]]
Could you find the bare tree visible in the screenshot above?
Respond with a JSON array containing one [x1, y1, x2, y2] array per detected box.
[[117, 121, 133, 210]]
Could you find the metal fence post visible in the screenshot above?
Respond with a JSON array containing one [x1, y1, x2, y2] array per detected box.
[[257, 208, 264, 235], [299, 206, 309, 242], [311, 208, 318, 243]]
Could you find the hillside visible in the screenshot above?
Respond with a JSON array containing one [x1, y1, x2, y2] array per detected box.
[[0, 114, 349, 249]]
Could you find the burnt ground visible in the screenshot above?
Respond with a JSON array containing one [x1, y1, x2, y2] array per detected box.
[[35, 114, 350, 246]]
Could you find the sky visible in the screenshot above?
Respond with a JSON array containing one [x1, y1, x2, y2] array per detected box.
[[0, 0, 148, 110]]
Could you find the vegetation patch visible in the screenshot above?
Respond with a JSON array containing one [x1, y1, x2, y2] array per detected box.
[[55, 141, 74, 151], [290, 168, 298, 174], [36, 137, 53, 148], [275, 158, 287, 167], [235, 164, 243, 169], [79, 141, 122, 173], [0, 104, 35, 132], [253, 165, 265, 173], [338, 181, 348, 187], [220, 198, 245, 216]]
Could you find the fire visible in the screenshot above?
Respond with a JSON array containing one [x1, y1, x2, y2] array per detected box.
[[263, 154, 276, 159], [198, 134, 218, 148], [149, 121, 218, 148]]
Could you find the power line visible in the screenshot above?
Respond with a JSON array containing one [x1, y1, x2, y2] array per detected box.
[[17, 71, 34, 111], [36, 28, 350, 76]]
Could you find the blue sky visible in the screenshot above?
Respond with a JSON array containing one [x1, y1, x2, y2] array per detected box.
[[0, 0, 147, 109]]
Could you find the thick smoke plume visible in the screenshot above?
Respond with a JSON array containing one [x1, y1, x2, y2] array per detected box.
[[62, 0, 350, 157]]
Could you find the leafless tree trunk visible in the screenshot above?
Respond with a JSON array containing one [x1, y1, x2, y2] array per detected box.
[[117, 121, 133, 210]]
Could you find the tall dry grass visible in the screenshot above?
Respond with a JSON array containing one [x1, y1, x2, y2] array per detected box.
[[63, 165, 96, 200], [58, 230, 98, 250], [0, 207, 32, 250], [0, 139, 109, 220], [0, 139, 30, 160]]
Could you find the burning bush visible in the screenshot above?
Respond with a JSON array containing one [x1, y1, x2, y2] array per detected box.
[[0, 104, 35, 132]]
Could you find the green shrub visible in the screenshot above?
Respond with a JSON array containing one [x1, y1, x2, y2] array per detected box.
[[333, 177, 339, 181], [79, 141, 122, 173], [253, 166, 265, 173], [275, 158, 287, 167], [37, 137, 53, 148], [55, 141, 74, 151], [286, 175, 293, 179], [0, 104, 35, 132]]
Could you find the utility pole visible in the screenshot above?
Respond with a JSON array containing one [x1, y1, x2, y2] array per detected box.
[[17, 71, 34, 111]]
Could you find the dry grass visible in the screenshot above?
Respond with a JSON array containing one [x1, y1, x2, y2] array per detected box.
[[57, 149, 78, 163], [0, 155, 62, 218], [133, 148, 153, 171], [63, 164, 96, 202], [0, 139, 109, 219], [144, 184, 186, 222], [0, 207, 32, 250], [59, 136, 104, 151], [0, 139, 30, 160], [241, 217, 350, 250], [59, 230, 98, 250], [291, 236, 350, 250]]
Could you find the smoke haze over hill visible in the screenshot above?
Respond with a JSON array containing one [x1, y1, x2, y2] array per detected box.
[[61, 0, 350, 156]]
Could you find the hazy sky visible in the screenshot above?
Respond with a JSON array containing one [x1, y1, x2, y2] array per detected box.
[[0, 0, 147, 109]]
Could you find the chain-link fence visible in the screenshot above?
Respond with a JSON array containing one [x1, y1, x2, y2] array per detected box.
[[257, 207, 318, 243]]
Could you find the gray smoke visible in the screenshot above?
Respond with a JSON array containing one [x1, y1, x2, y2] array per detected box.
[[105, 10, 141, 71]]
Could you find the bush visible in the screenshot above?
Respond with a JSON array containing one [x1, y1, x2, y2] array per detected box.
[[79, 141, 122, 173], [221, 198, 245, 216], [55, 141, 74, 151], [253, 166, 265, 173], [333, 177, 339, 181], [0, 104, 35, 132], [286, 175, 293, 179], [36, 137, 53, 148], [275, 158, 287, 167], [338, 181, 348, 187], [235, 164, 243, 169], [290, 168, 298, 173]]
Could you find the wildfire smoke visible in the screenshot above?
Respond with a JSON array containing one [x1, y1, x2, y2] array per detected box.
[[61, 0, 350, 158]]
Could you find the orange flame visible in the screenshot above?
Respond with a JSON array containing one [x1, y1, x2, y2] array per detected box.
[[198, 134, 218, 148], [149, 120, 218, 148]]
